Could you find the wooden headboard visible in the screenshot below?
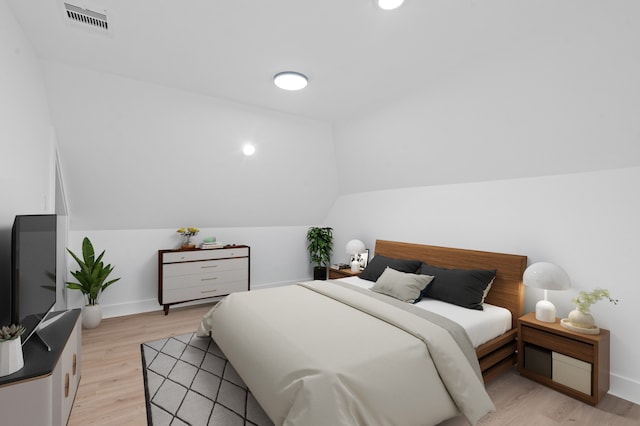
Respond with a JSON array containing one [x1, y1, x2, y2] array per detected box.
[[374, 240, 527, 329]]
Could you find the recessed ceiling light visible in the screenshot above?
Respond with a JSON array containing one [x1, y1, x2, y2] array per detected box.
[[243, 144, 256, 156], [377, 0, 405, 10], [274, 71, 308, 91]]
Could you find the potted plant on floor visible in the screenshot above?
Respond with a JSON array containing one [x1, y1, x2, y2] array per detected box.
[[66, 237, 121, 329], [306, 227, 333, 280]]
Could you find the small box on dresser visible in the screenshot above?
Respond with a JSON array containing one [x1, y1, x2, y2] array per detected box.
[[517, 312, 610, 405], [158, 245, 250, 314]]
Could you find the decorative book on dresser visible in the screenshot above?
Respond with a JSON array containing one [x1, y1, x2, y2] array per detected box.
[[158, 245, 250, 314]]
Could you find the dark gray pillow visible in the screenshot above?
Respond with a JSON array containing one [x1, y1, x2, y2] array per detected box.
[[419, 263, 496, 310], [370, 267, 434, 303], [359, 255, 422, 282]]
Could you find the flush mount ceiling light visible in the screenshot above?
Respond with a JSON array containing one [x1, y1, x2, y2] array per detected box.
[[377, 0, 405, 10], [243, 144, 256, 156], [273, 71, 308, 91]]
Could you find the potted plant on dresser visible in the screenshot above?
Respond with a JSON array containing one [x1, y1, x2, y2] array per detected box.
[[66, 237, 121, 329], [0, 324, 26, 377], [306, 227, 333, 280]]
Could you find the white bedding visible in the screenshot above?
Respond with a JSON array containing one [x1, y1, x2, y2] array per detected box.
[[198, 281, 495, 425], [337, 275, 512, 348]]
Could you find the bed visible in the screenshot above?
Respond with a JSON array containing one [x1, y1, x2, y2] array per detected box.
[[197, 240, 527, 426]]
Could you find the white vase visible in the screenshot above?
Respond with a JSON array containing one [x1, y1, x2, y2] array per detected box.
[[83, 304, 103, 329], [568, 309, 596, 329], [0, 338, 24, 377]]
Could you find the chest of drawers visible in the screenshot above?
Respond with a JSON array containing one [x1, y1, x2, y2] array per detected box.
[[0, 309, 81, 426], [158, 246, 250, 314]]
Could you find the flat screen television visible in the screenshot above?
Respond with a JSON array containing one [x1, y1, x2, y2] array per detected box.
[[10, 214, 57, 347]]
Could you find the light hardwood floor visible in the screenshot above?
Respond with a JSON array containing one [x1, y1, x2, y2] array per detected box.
[[69, 304, 640, 426], [68, 303, 216, 426]]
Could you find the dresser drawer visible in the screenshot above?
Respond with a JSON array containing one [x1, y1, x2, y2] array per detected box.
[[163, 280, 248, 303], [163, 257, 247, 278], [163, 247, 249, 263], [163, 267, 248, 290]]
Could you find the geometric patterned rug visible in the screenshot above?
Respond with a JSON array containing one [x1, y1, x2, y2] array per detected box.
[[141, 333, 274, 426]]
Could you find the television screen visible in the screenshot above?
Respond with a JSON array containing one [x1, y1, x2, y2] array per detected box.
[[11, 214, 57, 345]]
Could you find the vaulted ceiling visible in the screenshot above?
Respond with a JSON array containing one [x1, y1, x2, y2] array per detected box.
[[6, 1, 640, 231], [7, 0, 593, 122]]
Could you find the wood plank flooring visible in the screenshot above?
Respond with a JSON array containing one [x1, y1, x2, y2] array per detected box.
[[69, 304, 640, 425], [68, 303, 216, 426]]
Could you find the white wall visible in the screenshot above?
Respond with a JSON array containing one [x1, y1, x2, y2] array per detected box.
[[44, 62, 338, 231], [325, 167, 640, 404], [65, 226, 315, 318], [335, 9, 640, 193], [0, 0, 57, 324], [327, 9, 640, 404]]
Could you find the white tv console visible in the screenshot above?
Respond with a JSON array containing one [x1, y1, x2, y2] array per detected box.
[[0, 309, 81, 426]]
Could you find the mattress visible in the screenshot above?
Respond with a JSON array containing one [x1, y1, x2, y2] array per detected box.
[[337, 276, 512, 348]]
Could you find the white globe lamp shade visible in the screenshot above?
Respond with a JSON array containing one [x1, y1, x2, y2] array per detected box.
[[523, 262, 571, 322], [346, 240, 366, 272], [346, 239, 365, 255]]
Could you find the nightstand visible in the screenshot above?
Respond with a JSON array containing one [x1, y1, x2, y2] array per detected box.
[[328, 268, 361, 279], [517, 312, 610, 405]]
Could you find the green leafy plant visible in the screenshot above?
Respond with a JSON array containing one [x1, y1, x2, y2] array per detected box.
[[66, 237, 121, 306], [306, 227, 333, 268], [572, 288, 618, 313], [0, 324, 26, 342]]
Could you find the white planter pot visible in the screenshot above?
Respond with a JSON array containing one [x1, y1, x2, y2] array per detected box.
[[568, 309, 596, 329], [0, 338, 24, 377], [82, 304, 103, 329]]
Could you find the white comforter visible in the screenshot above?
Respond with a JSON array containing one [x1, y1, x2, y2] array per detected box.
[[197, 281, 495, 426]]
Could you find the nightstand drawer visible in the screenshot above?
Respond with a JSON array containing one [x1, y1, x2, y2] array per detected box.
[[553, 352, 591, 394], [521, 326, 592, 362]]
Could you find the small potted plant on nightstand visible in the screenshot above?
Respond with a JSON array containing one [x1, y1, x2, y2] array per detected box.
[[562, 287, 618, 333], [306, 227, 333, 280], [66, 237, 121, 329]]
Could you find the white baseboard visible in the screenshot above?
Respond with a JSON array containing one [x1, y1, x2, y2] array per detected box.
[[101, 298, 162, 319], [100, 280, 304, 319], [609, 373, 640, 405]]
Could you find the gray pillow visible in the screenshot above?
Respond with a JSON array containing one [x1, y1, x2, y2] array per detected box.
[[370, 267, 434, 303]]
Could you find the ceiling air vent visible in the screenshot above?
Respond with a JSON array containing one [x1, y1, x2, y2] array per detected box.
[[64, 2, 108, 31]]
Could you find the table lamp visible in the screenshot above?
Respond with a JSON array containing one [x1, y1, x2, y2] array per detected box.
[[523, 262, 571, 322], [346, 239, 366, 272]]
